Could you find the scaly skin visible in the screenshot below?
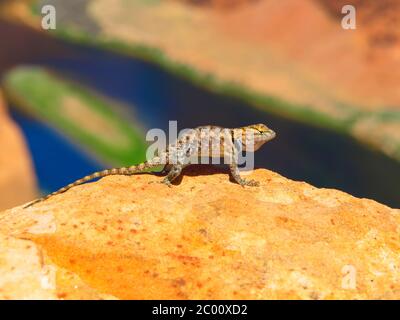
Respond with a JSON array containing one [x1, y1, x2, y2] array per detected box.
[[24, 124, 276, 208]]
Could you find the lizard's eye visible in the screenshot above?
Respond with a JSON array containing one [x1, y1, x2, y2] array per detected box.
[[255, 128, 265, 134]]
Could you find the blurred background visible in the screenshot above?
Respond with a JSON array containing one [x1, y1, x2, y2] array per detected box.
[[0, 0, 399, 210]]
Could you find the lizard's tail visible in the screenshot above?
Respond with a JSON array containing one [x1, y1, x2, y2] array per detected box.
[[23, 160, 160, 209]]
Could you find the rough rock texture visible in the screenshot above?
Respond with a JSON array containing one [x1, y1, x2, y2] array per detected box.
[[0, 90, 37, 210], [0, 167, 399, 300]]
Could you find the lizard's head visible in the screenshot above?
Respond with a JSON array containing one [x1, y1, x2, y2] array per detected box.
[[240, 123, 276, 151]]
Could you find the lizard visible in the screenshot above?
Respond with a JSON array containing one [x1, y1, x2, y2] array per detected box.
[[24, 123, 276, 208]]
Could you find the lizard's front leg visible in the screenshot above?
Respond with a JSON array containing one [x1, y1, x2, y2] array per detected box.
[[229, 163, 260, 187], [162, 164, 184, 187], [229, 138, 260, 187]]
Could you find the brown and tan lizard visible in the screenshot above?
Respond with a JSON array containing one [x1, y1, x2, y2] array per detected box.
[[24, 124, 276, 208]]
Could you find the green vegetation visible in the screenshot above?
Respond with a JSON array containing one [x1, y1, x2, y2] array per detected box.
[[2, 67, 148, 166]]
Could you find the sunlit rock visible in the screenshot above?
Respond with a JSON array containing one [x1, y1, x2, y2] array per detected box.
[[0, 167, 399, 299]]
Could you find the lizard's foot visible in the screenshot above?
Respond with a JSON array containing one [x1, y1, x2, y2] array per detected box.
[[238, 179, 260, 187], [161, 177, 173, 187]]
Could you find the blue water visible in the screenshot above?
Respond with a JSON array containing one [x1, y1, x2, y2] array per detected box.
[[9, 43, 400, 207], [11, 110, 103, 194], [38, 46, 170, 130]]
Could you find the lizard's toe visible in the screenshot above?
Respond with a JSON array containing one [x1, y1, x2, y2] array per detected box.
[[161, 178, 173, 187]]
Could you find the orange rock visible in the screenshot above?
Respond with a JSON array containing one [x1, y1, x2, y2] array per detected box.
[[319, 0, 400, 49], [0, 90, 37, 210], [0, 167, 399, 299]]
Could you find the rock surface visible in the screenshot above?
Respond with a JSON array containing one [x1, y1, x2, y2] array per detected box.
[[0, 167, 399, 299], [0, 90, 37, 210]]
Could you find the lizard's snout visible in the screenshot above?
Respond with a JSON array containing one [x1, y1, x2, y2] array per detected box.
[[265, 129, 276, 140]]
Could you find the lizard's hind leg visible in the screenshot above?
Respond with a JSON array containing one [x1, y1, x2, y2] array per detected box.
[[160, 164, 173, 175], [162, 164, 185, 187]]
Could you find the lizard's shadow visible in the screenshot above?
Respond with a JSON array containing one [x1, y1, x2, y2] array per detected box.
[[148, 164, 260, 185]]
